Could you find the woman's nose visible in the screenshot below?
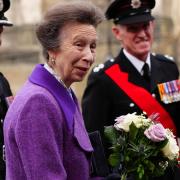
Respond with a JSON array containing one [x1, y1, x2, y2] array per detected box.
[[83, 47, 95, 63]]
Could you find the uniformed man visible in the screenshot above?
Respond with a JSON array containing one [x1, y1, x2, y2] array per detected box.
[[82, 0, 180, 179], [0, 0, 13, 179]]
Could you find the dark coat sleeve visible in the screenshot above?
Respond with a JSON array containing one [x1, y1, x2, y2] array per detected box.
[[0, 73, 12, 179], [0, 72, 12, 119], [0, 72, 12, 97]]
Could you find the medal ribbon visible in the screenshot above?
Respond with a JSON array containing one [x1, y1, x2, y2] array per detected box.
[[105, 64, 177, 135]]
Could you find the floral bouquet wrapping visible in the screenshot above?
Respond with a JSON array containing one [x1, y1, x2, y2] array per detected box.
[[104, 113, 179, 180]]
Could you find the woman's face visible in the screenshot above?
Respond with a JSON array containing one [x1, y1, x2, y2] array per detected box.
[[49, 23, 97, 87]]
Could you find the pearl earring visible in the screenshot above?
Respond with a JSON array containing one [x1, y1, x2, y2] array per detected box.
[[51, 57, 56, 65]]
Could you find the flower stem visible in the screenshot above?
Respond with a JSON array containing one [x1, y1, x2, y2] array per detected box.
[[121, 172, 127, 180]]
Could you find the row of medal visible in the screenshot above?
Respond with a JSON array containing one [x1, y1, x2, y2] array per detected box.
[[157, 79, 180, 104]]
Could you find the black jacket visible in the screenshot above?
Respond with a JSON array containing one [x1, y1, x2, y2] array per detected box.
[[82, 50, 180, 136], [82, 49, 180, 179], [0, 72, 12, 180]]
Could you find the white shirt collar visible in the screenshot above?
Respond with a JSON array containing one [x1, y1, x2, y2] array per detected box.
[[44, 63, 70, 90], [123, 49, 151, 75], [44, 63, 60, 81], [44, 63, 74, 100]]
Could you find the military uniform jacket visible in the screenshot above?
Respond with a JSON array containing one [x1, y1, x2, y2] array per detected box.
[[0, 72, 12, 180], [82, 49, 180, 137]]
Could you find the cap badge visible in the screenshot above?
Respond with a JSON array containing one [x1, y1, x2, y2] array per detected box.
[[0, 0, 3, 11], [131, 0, 142, 9]]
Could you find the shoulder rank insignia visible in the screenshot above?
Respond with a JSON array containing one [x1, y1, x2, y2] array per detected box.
[[157, 79, 180, 104], [93, 63, 105, 72], [164, 54, 174, 61], [93, 59, 115, 73]]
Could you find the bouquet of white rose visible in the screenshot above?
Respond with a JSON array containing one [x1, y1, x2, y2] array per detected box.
[[104, 113, 179, 180]]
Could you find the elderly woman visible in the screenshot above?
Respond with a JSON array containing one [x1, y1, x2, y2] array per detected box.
[[3, 1, 104, 180]]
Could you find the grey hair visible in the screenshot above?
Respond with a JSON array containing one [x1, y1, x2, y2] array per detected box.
[[36, 1, 104, 60]]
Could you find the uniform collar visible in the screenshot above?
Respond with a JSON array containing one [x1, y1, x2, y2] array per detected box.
[[123, 48, 151, 75]]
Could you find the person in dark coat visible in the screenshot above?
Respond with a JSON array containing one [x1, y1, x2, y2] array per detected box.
[[0, 0, 13, 179], [82, 0, 180, 179]]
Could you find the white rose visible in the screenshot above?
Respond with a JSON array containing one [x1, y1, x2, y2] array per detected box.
[[162, 130, 179, 160], [114, 113, 150, 132], [133, 115, 150, 128]]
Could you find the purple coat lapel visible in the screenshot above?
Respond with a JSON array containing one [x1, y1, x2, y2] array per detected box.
[[29, 64, 76, 132]]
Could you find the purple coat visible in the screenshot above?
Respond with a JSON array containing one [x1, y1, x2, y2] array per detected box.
[[4, 64, 102, 180]]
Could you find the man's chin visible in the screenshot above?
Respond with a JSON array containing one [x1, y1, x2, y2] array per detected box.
[[134, 51, 150, 60], [136, 47, 150, 55]]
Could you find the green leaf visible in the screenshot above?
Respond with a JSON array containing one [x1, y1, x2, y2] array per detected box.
[[104, 126, 119, 145], [129, 122, 139, 141], [137, 164, 145, 179], [128, 141, 139, 153], [108, 152, 121, 167], [153, 165, 165, 177], [143, 159, 155, 173]]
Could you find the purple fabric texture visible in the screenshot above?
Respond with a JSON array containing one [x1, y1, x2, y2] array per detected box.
[[4, 64, 100, 180]]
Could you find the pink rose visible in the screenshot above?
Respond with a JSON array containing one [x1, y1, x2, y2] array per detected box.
[[144, 123, 166, 142]]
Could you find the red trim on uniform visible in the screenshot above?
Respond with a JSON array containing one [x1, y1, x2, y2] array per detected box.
[[105, 64, 177, 135]]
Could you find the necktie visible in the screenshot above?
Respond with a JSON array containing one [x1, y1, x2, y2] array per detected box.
[[142, 63, 151, 91], [142, 63, 150, 81]]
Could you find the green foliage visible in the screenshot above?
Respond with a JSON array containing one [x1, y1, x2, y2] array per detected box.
[[104, 125, 119, 145], [104, 122, 178, 180]]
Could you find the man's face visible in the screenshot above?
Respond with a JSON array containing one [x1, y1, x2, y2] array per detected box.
[[112, 21, 154, 61], [0, 26, 4, 45]]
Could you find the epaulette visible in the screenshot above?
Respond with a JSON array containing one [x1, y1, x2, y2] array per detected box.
[[93, 58, 115, 73], [152, 52, 175, 63]]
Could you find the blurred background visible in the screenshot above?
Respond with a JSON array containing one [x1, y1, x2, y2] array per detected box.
[[0, 0, 180, 103]]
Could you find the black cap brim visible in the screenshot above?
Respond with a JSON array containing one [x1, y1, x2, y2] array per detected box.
[[0, 19, 13, 26], [115, 14, 155, 25]]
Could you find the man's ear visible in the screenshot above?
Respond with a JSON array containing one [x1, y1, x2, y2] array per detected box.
[[150, 20, 155, 29], [150, 20, 155, 35], [112, 25, 122, 41]]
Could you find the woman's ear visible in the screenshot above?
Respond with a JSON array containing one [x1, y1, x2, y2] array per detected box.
[[48, 50, 57, 60], [48, 50, 53, 57], [47, 50, 57, 66]]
